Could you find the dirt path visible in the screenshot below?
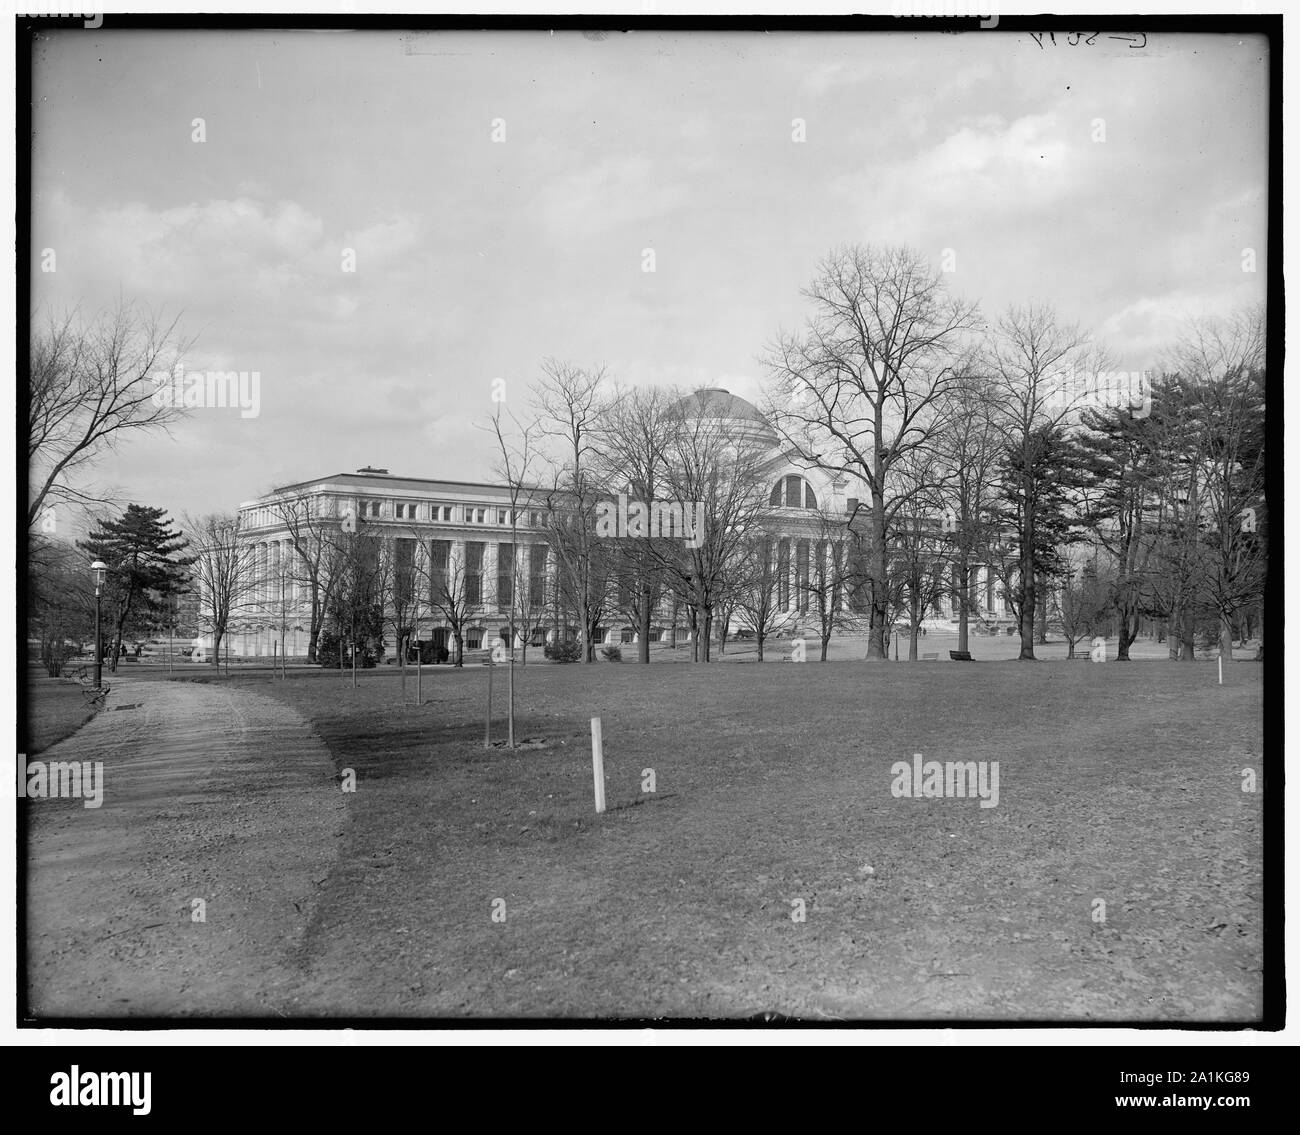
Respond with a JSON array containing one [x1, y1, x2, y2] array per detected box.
[[25, 676, 346, 1019]]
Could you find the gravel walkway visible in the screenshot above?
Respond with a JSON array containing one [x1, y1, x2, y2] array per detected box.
[[25, 676, 346, 1019]]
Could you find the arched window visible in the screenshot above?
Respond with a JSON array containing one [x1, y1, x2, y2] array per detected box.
[[770, 475, 818, 510]]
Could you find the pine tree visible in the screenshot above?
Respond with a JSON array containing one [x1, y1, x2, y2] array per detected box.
[[993, 423, 1090, 654], [77, 504, 194, 671], [1075, 399, 1163, 659]]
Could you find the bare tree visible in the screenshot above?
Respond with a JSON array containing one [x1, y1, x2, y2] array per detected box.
[[598, 384, 675, 662], [29, 302, 193, 530], [888, 455, 955, 661], [533, 360, 616, 662], [420, 535, 473, 667], [1053, 551, 1112, 659], [763, 243, 982, 660], [731, 530, 788, 661], [28, 536, 96, 677], [267, 488, 346, 663], [983, 304, 1097, 659], [653, 402, 771, 662], [932, 371, 1005, 655], [187, 512, 258, 667], [485, 404, 545, 664], [800, 510, 864, 661], [326, 523, 387, 683]]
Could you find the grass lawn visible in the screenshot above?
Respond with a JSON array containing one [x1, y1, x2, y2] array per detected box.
[[24, 670, 103, 755], [183, 655, 1263, 1020]]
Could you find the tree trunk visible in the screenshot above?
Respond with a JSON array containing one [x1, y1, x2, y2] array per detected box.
[[1115, 593, 1138, 661], [1035, 574, 1049, 644], [639, 584, 651, 663], [956, 559, 970, 656], [867, 537, 888, 660], [757, 634, 765, 662], [908, 591, 920, 661], [1018, 571, 1036, 659], [1018, 469, 1037, 659], [820, 633, 830, 662], [308, 585, 322, 663], [1219, 614, 1234, 662]]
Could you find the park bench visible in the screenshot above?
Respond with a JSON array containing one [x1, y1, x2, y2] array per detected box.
[[949, 650, 974, 662], [922, 652, 939, 661], [67, 664, 109, 707]]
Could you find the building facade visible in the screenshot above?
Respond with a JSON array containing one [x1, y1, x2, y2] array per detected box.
[[198, 390, 1013, 660]]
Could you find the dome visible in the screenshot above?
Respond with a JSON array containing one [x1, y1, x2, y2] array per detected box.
[[671, 387, 771, 426]]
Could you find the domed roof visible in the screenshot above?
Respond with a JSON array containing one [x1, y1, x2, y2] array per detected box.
[[671, 388, 771, 426]]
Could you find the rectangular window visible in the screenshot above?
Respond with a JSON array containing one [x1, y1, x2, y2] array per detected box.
[[497, 543, 514, 609], [428, 540, 450, 600], [395, 538, 416, 605], [443, 506, 453, 522], [529, 544, 547, 607], [778, 538, 790, 609], [498, 509, 508, 525], [465, 542, 484, 605]]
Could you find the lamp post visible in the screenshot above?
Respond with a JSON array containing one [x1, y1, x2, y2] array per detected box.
[[91, 560, 107, 689]]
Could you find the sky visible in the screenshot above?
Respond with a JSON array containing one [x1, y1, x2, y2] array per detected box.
[[30, 27, 1269, 525]]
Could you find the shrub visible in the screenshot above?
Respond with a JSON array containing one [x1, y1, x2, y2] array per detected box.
[[600, 645, 623, 662], [544, 636, 583, 663], [317, 630, 378, 668]]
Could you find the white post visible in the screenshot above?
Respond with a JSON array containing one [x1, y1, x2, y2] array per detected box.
[[1219, 655, 1223, 685], [590, 716, 606, 814]]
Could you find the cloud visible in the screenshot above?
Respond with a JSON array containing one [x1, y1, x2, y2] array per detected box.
[[528, 153, 691, 241]]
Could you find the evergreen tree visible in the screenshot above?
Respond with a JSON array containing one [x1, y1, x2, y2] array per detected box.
[[78, 504, 194, 671], [1076, 399, 1163, 659], [993, 423, 1089, 648]]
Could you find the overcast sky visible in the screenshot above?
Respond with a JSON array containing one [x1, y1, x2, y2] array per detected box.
[[31, 28, 1268, 523]]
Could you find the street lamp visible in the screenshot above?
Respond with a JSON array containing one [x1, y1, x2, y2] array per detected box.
[[91, 560, 107, 689]]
